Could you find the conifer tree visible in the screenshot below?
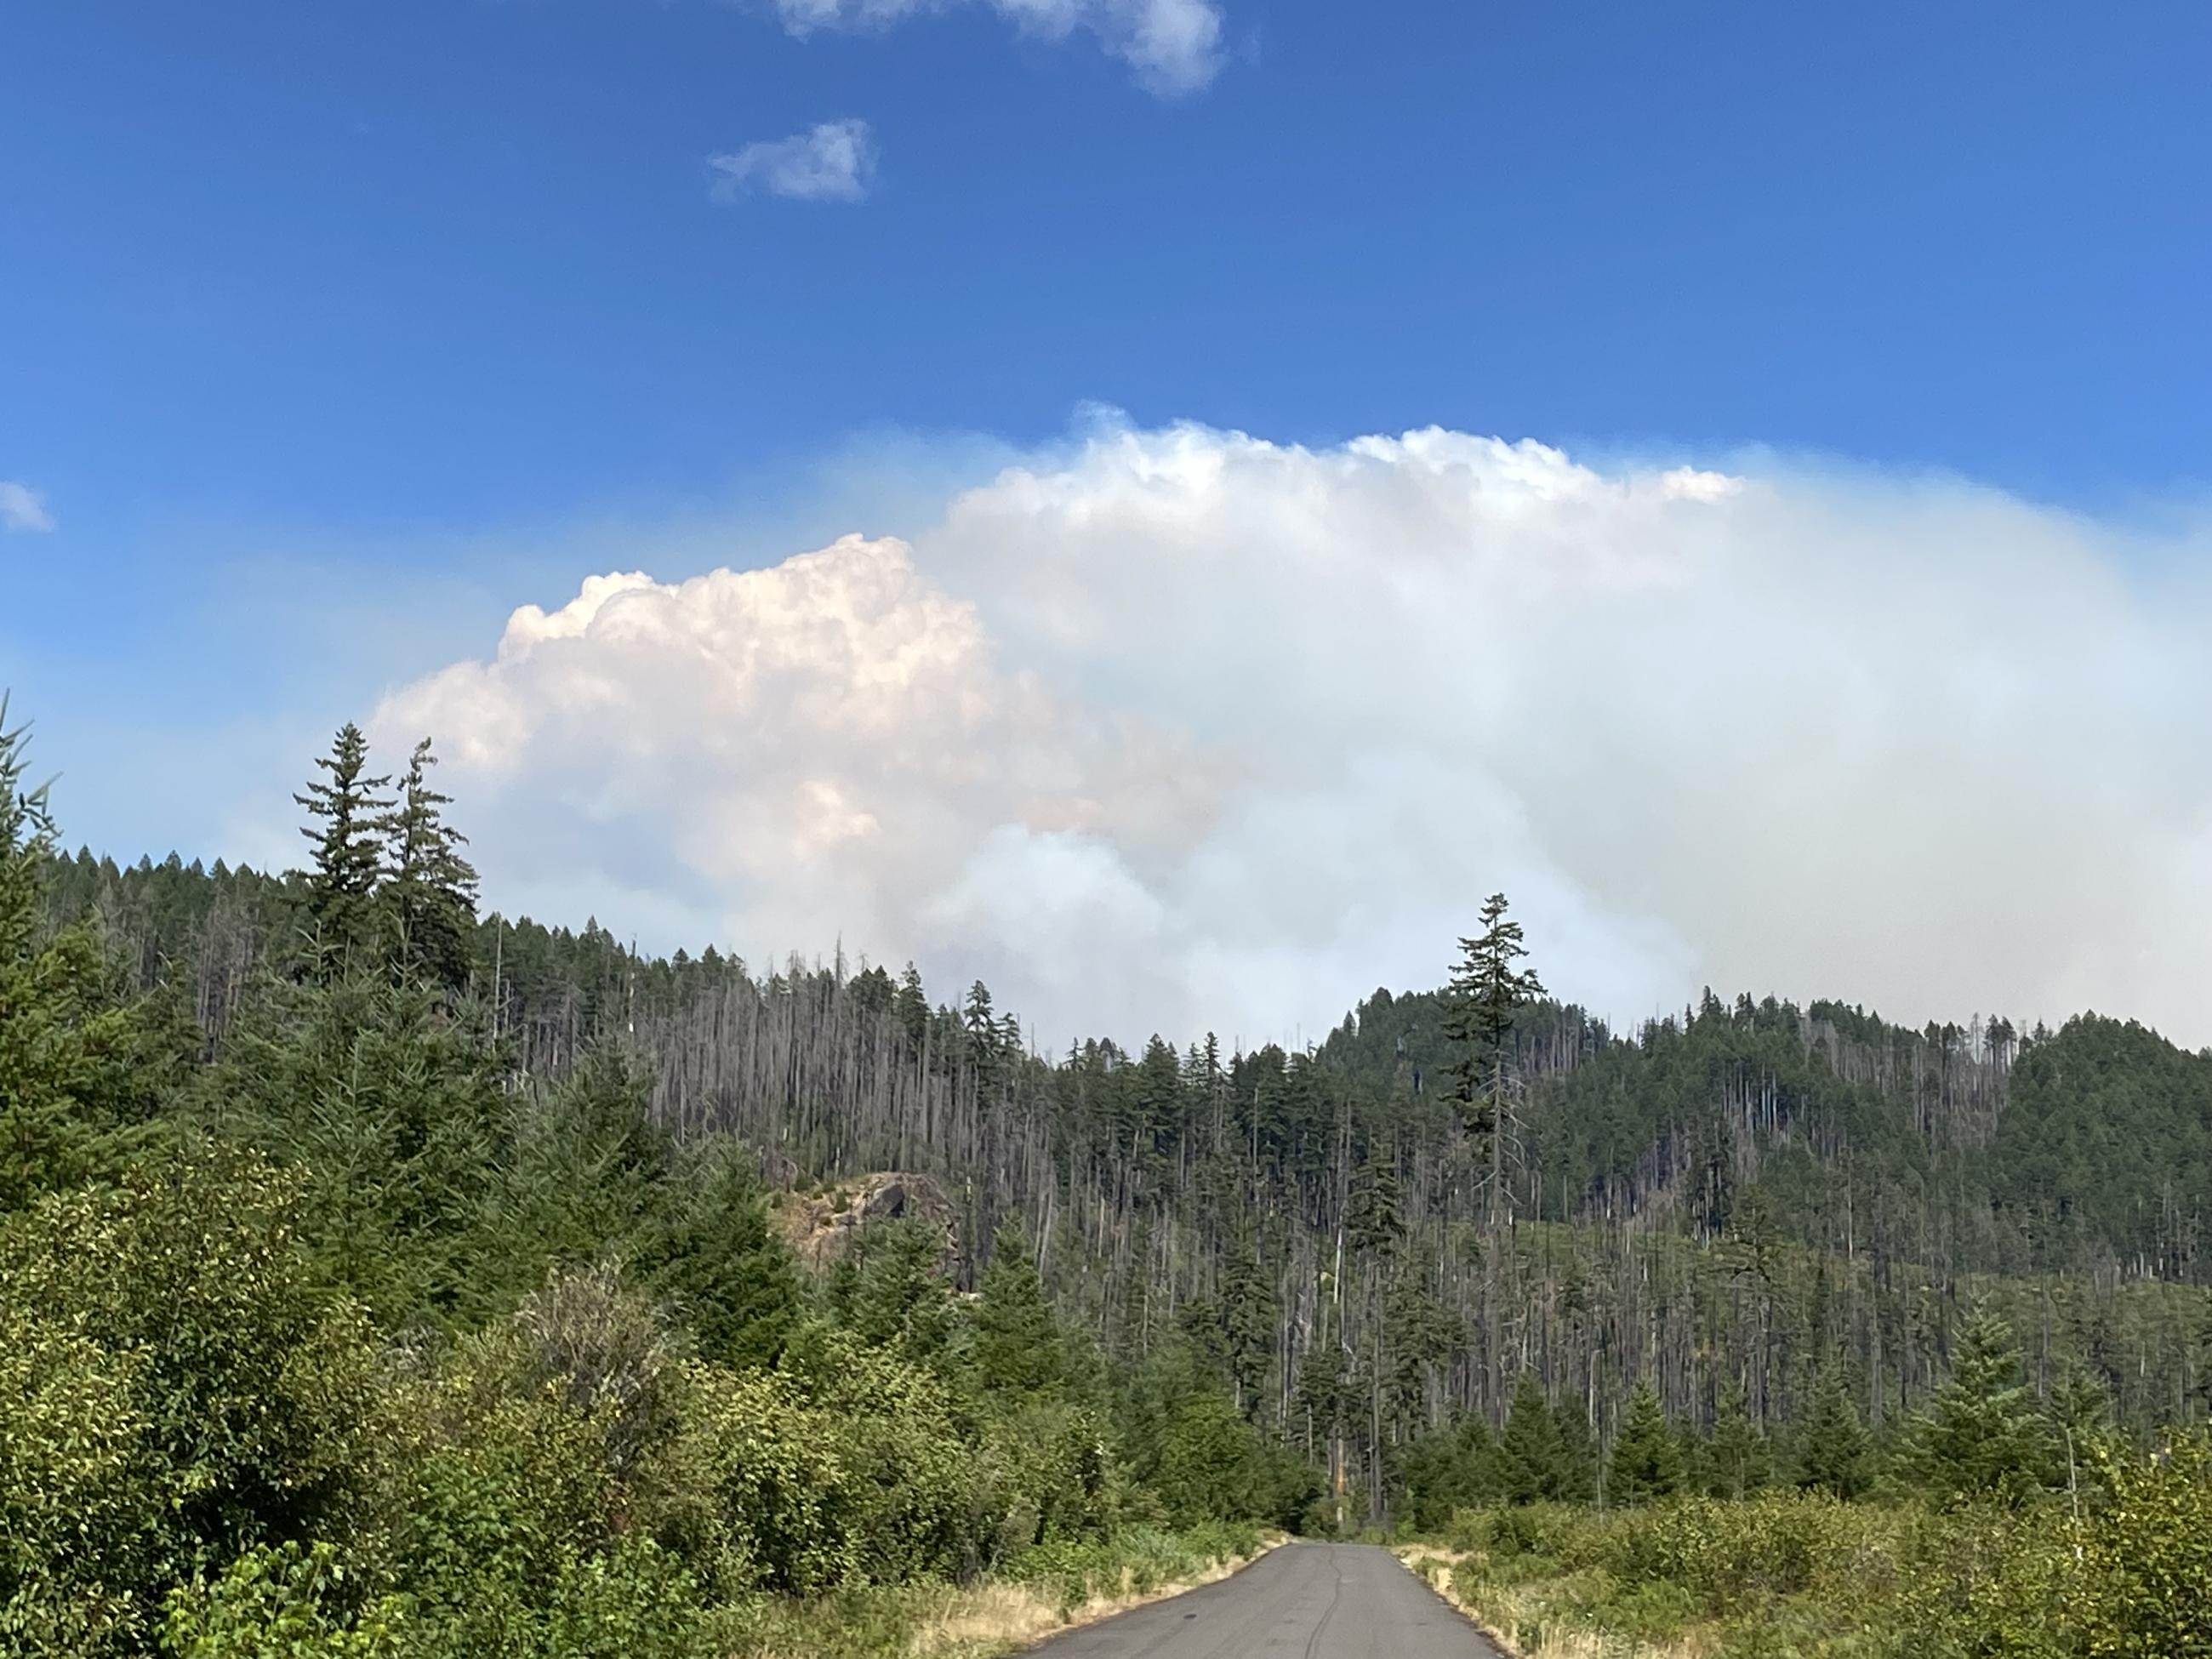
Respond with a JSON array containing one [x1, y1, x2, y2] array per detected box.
[[893, 962, 929, 1054], [377, 737, 478, 989], [1221, 1231, 1279, 1419], [1607, 1380, 1684, 1505], [293, 722, 390, 974], [2046, 1363, 2110, 1503], [1552, 1394, 1599, 1503], [1346, 1151, 1405, 1259], [0, 701, 155, 1206], [1497, 1374, 1565, 1503], [1901, 1312, 2053, 1506], [1400, 1416, 1497, 1527], [631, 1143, 802, 1371], [830, 1216, 959, 1371], [216, 966, 510, 1322], [1381, 1268, 1462, 1428], [1707, 1385, 1772, 1498], [974, 1220, 1065, 1402], [1441, 892, 1543, 1217], [1797, 1366, 1872, 1499], [963, 980, 999, 1086], [1294, 1337, 1347, 1452]]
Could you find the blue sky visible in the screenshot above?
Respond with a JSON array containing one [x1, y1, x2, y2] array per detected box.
[[9, 0, 2209, 534], [4, 1, 2212, 1037]]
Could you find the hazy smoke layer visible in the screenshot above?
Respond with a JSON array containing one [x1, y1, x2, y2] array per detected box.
[[378, 423, 2212, 1048]]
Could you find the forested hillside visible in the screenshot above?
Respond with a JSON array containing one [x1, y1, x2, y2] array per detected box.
[[42, 767, 2212, 1479], [8, 709, 2212, 1656]]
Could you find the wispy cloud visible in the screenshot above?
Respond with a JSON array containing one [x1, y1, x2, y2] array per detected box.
[[709, 118, 878, 203], [0, 481, 54, 533], [772, 0, 1225, 96]]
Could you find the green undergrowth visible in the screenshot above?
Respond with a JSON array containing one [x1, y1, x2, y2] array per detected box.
[[1411, 1444, 2212, 1659]]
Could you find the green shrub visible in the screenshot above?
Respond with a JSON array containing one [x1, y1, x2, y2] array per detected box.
[[0, 1151, 379, 1653], [1599, 1492, 1889, 1613], [635, 1360, 850, 1595], [648, 1337, 985, 1597], [2076, 1432, 2212, 1658], [973, 1402, 1115, 1566], [1007, 1523, 1251, 1616], [159, 1542, 408, 1658], [1894, 1503, 2084, 1659]]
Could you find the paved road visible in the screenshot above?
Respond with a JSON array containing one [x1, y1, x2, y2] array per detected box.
[[1026, 1541, 1504, 1658]]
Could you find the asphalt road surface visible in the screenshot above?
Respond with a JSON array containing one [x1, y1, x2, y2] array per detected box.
[[1024, 1541, 1506, 1658]]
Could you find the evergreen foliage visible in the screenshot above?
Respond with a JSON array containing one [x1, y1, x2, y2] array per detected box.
[[1899, 1313, 2054, 1507], [1606, 1380, 1683, 1506], [974, 1223, 1067, 1403], [292, 724, 390, 975], [1440, 892, 1544, 1162], [1496, 1376, 1567, 1504], [1550, 1395, 1598, 1504], [630, 1144, 802, 1372], [0, 704, 166, 1209], [1704, 1386, 1771, 1499], [1796, 1369, 1872, 1500], [376, 738, 479, 991]]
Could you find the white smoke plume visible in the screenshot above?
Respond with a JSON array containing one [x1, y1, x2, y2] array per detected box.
[[377, 422, 2212, 1048]]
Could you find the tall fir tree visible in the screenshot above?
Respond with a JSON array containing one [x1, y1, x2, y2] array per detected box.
[[1607, 1380, 1684, 1505], [962, 979, 999, 1086], [2046, 1363, 2110, 1502], [377, 737, 479, 990], [828, 1215, 960, 1373], [1797, 1367, 1872, 1499], [293, 722, 391, 975], [1497, 1374, 1566, 1503], [1221, 1229, 1280, 1420], [893, 962, 930, 1055], [974, 1220, 1066, 1402], [1901, 1313, 2054, 1506], [1440, 892, 1544, 1218], [1552, 1394, 1599, 1503], [1706, 1385, 1772, 1498], [632, 1143, 802, 1371], [0, 700, 161, 1206]]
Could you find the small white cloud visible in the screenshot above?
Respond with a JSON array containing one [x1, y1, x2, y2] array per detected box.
[[773, 0, 925, 30], [1109, 0, 1224, 94], [709, 118, 877, 203], [0, 482, 54, 533], [770, 0, 1224, 94]]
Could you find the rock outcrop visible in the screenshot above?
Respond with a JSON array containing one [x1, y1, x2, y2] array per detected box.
[[774, 1171, 956, 1271]]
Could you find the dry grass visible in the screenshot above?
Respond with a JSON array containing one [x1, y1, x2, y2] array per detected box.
[[733, 1539, 1281, 1659], [902, 1557, 1283, 1659], [903, 1546, 1278, 1656], [1394, 1546, 1707, 1659]]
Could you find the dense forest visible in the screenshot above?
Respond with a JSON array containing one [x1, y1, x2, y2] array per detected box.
[[6, 706, 2210, 1656]]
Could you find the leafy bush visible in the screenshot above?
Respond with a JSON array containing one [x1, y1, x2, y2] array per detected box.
[[2075, 1432, 2212, 1658], [159, 1542, 408, 1659], [1599, 1492, 1893, 1613], [649, 1358, 856, 1595], [161, 1536, 703, 1659], [0, 1151, 379, 1653]]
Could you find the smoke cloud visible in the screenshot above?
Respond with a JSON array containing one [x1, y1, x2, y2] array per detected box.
[[377, 422, 2212, 1048]]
